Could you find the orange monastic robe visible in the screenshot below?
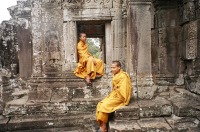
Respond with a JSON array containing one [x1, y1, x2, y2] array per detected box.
[[96, 70, 132, 124], [74, 40, 104, 79]]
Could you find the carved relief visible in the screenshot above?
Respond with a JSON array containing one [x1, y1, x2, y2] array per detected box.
[[185, 21, 197, 60], [196, 0, 200, 19], [183, 1, 195, 23], [186, 39, 197, 59], [158, 28, 167, 46], [62, 0, 112, 8], [44, 31, 61, 67]]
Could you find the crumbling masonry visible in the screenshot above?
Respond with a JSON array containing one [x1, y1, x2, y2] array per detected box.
[[0, 0, 200, 131]]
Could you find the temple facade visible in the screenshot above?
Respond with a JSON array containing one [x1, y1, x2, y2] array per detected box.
[[0, 0, 200, 131]]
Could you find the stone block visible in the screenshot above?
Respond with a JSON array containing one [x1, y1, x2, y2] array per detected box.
[[53, 113, 93, 128], [114, 101, 140, 120], [72, 86, 103, 99], [188, 77, 200, 95], [4, 96, 28, 115], [109, 120, 141, 132], [172, 101, 200, 117], [165, 115, 200, 131], [7, 115, 55, 131], [0, 118, 9, 131], [185, 39, 197, 60], [69, 98, 100, 112], [12, 127, 82, 132], [0, 100, 4, 115], [169, 89, 200, 117], [138, 97, 172, 118], [167, 27, 179, 43], [137, 85, 157, 100], [137, 118, 172, 131], [158, 92, 170, 99], [157, 86, 169, 93], [50, 87, 69, 102]]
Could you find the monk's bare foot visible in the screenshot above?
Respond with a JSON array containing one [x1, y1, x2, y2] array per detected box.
[[100, 123, 107, 132], [85, 76, 91, 84]]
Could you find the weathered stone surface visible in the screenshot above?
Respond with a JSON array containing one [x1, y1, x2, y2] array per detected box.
[[4, 96, 28, 115], [5, 97, 101, 115], [1, 0, 200, 131], [169, 88, 200, 117], [165, 115, 200, 131], [7, 115, 55, 131], [0, 100, 4, 115], [6, 113, 95, 131], [0, 118, 9, 131], [138, 97, 172, 118], [175, 74, 185, 86], [171, 99, 200, 117], [12, 127, 82, 132], [12, 89, 29, 99], [109, 120, 141, 132], [114, 101, 139, 120], [188, 77, 200, 95], [137, 118, 172, 131]]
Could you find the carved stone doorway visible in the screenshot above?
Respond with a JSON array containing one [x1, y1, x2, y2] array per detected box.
[[77, 20, 111, 64]]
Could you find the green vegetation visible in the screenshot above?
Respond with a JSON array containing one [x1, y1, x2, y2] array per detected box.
[[87, 38, 100, 58]]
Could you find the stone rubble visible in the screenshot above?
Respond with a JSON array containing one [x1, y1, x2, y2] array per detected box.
[[0, 0, 199, 131]]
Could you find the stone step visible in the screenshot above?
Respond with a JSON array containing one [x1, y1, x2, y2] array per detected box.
[[109, 118, 173, 132], [114, 97, 172, 121], [0, 113, 96, 131], [72, 86, 108, 99], [109, 118, 200, 132], [9, 127, 84, 132], [165, 115, 200, 131], [4, 97, 102, 116], [12, 89, 29, 99], [169, 88, 200, 117]]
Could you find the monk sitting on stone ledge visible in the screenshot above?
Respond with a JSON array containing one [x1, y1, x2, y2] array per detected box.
[[74, 33, 104, 84], [96, 61, 132, 132]]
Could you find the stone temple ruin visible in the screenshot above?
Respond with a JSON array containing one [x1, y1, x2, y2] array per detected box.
[[0, 0, 200, 131]]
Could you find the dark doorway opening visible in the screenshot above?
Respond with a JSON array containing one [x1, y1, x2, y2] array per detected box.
[[77, 20, 107, 63]]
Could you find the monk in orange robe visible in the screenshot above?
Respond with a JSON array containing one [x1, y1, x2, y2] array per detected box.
[[96, 61, 132, 132], [74, 33, 104, 83]]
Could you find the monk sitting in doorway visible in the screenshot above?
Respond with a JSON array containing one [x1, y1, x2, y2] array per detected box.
[[96, 60, 132, 132], [74, 33, 104, 84]]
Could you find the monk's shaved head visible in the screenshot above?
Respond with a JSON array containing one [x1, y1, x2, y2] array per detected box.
[[79, 32, 86, 38], [112, 60, 121, 68]]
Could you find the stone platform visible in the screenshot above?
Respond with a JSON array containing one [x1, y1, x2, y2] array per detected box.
[[1, 87, 200, 131], [109, 87, 200, 132]]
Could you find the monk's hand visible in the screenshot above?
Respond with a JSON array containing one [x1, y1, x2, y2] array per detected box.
[[112, 86, 118, 90], [93, 58, 97, 65]]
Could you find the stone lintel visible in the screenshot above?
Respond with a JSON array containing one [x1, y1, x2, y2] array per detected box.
[[128, 0, 152, 5]]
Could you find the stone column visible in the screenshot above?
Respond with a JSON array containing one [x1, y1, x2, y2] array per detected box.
[[31, 0, 63, 77], [112, 0, 124, 66], [127, 0, 155, 99], [63, 21, 77, 71]]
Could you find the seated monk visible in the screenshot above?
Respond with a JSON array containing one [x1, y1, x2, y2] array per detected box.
[[74, 33, 104, 84], [96, 60, 132, 132]]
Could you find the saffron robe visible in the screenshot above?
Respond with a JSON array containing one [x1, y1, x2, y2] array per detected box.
[[74, 40, 104, 79], [96, 70, 132, 124]]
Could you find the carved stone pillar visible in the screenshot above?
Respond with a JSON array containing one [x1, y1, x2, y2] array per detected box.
[[112, 0, 124, 66], [127, 0, 155, 99], [152, 0, 179, 84], [63, 21, 77, 71], [31, 0, 63, 77]]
